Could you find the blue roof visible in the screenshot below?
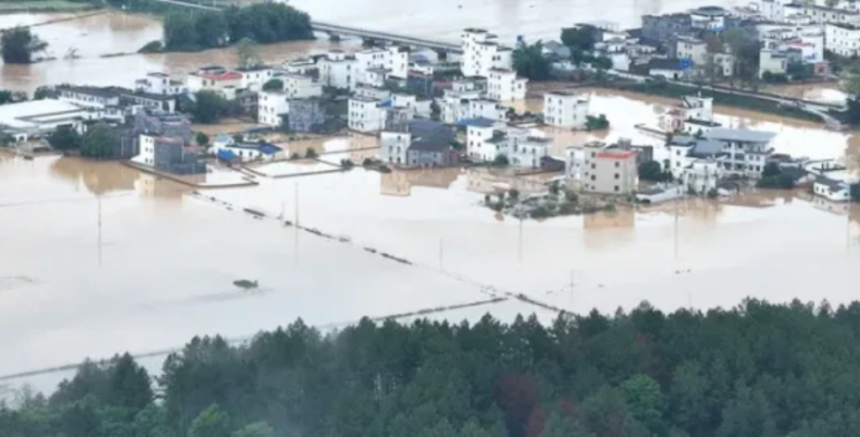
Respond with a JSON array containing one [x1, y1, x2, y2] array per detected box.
[[380, 99, 393, 108], [260, 144, 282, 155], [217, 149, 237, 161], [459, 117, 497, 127]]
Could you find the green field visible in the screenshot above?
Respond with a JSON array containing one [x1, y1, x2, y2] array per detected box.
[[0, 0, 95, 13]]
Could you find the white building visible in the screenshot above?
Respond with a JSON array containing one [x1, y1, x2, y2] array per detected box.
[[465, 121, 548, 167], [283, 73, 323, 99], [318, 50, 357, 90], [543, 91, 589, 129], [57, 85, 120, 109], [682, 159, 723, 194], [0, 99, 91, 143], [691, 6, 727, 31], [135, 73, 186, 96], [704, 128, 776, 177], [135, 134, 157, 167], [380, 130, 411, 164], [213, 139, 284, 162], [348, 97, 386, 132], [237, 66, 275, 92], [674, 36, 708, 66], [438, 90, 507, 125], [759, 49, 788, 77], [283, 57, 317, 75], [460, 28, 514, 77], [813, 177, 854, 201], [257, 91, 290, 126], [825, 23, 860, 56], [486, 68, 527, 101], [186, 66, 243, 96]]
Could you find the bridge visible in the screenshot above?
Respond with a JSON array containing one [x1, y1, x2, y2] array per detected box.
[[146, 0, 461, 52]]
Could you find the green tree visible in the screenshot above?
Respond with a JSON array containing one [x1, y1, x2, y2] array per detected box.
[[80, 123, 116, 158], [163, 12, 198, 51], [493, 154, 510, 167], [194, 10, 229, 49], [541, 410, 595, 437], [196, 132, 210, 147], [236, 37, 261, 68], [191, 91, 230, 124], [560, 26, 595, 52], [1, 27, 48, 64], [232, 421, 276, 437], [716, 383, 777, 437], [621, 374, 666, 434], [513, 42, 552, 81], [189, 404, 231, 437], [48, 125, 82, 151], [262, 78, 284, 92], [638, 160, 671, 182]]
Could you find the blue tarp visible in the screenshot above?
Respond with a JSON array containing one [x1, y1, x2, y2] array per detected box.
[[217, 149, 237, 161], [259, 144, 282, 155]]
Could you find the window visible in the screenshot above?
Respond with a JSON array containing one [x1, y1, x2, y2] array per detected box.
[[614, 185, 619, 192], [614, 173, 620, 179], [590, 175, 596, 181], [615, 162, 620, 168], [591, 163, 596, 169]]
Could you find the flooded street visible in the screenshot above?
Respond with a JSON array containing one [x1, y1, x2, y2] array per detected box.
[[3, 91, 860, 393]]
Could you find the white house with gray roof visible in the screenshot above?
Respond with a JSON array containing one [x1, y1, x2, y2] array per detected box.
[[703, 128, 777, 178]]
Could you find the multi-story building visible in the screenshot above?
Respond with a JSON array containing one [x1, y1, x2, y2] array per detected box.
[[465, 122, 548, 167], [317, 50, 357, 90], [579, 142, 638, 194], [381, 120, 455, 167], [703, 128, 776, 177], [380, 130, 411, 164], [135, 73, 186, 96], [486, 68, 527, 101], [283, 57, 318, 75], [348, 96, 386, 132], [283, 73, 322, 99], [460, 28, 513, 77], [237, 66, 275, 92], [186, 66, 242, 96], [543, 91, 590, 129], [784, 3, 860, 25], [641, 14, 692, 45], [759, 49, 789, 77], [257, 91, 290, 127], [438, 89, 508, 124], [287, 98, 326, 133], [658, 95, 714, 132], [682, 159, 723, 194], [133, 110, 204, 175], [690, 6, 727, 31], [825, 23, 860, 56], [672, 35, 708, 66], [57, 85, 120, 109]]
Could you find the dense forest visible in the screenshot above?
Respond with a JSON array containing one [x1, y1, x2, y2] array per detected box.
[[4, 299, 860, 436], [162, 3, 313, 51]]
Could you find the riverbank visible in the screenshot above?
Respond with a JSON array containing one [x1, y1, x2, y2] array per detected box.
[[0, 1, 98, 14]]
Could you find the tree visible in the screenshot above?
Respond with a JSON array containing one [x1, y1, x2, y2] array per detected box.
[[1, 27, 48, 64], [196, 132, 210, 147], [493, 154, 510, 167], [236, 37, 261, 68], [513, 42, 552, 81], [262, 78, 284, 92], [163, 12, 198, 51], [189, 404, 231, 437], [585, 114, 609, 131], [194, 10, 229, 49], [851, 183, 860, 202], [80, 123, 116, 158], [716, 383, 777, 437], [756, 163, 795, 189], [33, 86, 56, 100], [541, 410, 595, 437], [232, 421, 276, 437], [621, 374, 666, 434], [48, 126, 82, 151], [191, 91, 230, 124], [561, 26, 596, 52], [638, 160, 671, 182]]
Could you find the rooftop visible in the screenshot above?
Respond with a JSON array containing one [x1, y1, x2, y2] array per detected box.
[[409, 136, 451, 152], [688, 139, 726, 157], [197, 71, 243, 81], [597, 150, 636, 160], [703, 127, 776, 143], [460, 117, 498, 127]]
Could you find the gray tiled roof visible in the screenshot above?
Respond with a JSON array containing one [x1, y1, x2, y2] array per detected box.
[[703, 128, 776, 143]]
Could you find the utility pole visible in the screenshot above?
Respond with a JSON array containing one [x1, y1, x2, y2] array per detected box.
[[438, 238, 443, 271], [97, 196, 102, 267], [294, 181, 299, 228], [569, 269, 574, 308]]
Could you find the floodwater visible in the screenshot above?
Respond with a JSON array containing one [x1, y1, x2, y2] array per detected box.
[[3, 92, 860, 394], [0, 12, 347, 93]]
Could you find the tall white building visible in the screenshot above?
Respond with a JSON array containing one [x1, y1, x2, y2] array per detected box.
[[318, 50, 357, 90], [282, 73, 322, 99], [825, 23, 860, 56], [257, 74, 322, 127], [543, 91, 589, 129], [380, 130, 411, 164], [487, 68, 527, 100], [348, 97, 386, 132], [135, 73, 186, 96], [237, 66, 275, 92], [460, 28, 514, 77]]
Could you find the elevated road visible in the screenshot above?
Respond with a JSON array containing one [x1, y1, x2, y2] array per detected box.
[[146, 0, 461, 52]]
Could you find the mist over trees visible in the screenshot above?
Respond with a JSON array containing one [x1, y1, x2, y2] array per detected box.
[[4, 299, 860, 436]]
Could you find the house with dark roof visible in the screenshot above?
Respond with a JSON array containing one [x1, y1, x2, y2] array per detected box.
[[406, 136, 458, 168]]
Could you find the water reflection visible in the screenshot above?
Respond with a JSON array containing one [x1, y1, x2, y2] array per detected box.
[[380, 167, 460, 196], [50, 157, 138, 196]]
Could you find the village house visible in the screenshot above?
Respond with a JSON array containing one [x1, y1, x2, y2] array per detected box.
[[672, 35, 708, 67], [465, 121, 549, 168], [825, 23, 860, 56], [704, 128, 776, 177], [690, 6, 728, 31], [286, 98, 327, 133], [212, 136, 284, 162], [132, 111, 205, 175], [348, 96, 387, 132], [57, 85, 120, 109], [566, 142, 638, 194], [759, 48, 790, 77], [186, 66, 243, 98], [237, 66, 275, 92], [659, 95, 714, 133], [317, 50, 358, 90], [135, 72, 186, 96], [648, 58, 686, 80], [283, 57, 318, 75], [486, 68, 527, 101], [543, 91, 590, 129], [257, 73, 322, 127], [380, 120, 456, 168], [460, 28, 514, 77]]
